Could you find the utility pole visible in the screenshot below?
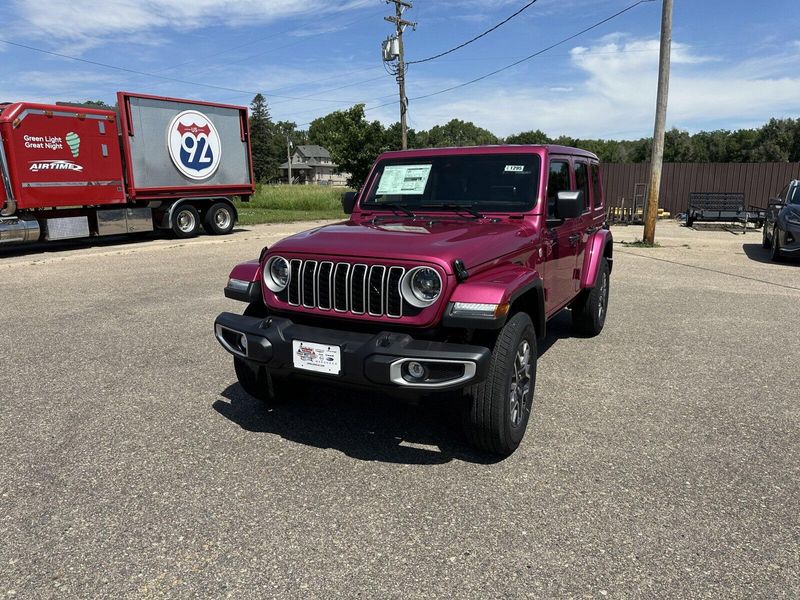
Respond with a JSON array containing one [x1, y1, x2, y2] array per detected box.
[[643, 0, 673, 244], [383, 0, 416, 150], [287, 136, 292, 185]]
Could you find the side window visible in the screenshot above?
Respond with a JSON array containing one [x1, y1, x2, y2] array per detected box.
[[547, 160, 571, 218], [789, 185, 800, 205], [591, 163, 603, 209], [574, 161, 590, 213]]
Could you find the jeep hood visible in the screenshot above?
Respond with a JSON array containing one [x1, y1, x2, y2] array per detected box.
[[270, 217, 534, 271]]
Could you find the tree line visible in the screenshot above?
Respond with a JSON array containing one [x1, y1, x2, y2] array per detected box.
[[249, 94, 800, 187]]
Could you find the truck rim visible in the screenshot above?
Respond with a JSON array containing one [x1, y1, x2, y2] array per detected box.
[[509, 339, 532, 428], [177, 209, 196, 233], [214, 207, 232, 230]]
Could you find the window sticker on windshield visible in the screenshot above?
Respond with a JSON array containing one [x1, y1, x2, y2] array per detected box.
[[504, 165, 525, 173], [376, 164, 432, 195]]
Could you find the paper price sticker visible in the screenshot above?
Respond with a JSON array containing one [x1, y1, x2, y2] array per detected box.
[[376, 164, 432, 195]]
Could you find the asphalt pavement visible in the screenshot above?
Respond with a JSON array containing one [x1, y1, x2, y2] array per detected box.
[[1, 220, 798, 599]]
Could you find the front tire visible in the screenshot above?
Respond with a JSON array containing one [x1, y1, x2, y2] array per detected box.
[[762, 224, 770, 249], [571, 258, 610, 336], [204, 202, 235, 235], [462, 312, 537, 457], [233, 302, 293, 403], [171, 204, 200, 238], [770, 227, 783, 262]]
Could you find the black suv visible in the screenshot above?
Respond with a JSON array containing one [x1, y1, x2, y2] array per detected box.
[[763, 180, 800, 261]]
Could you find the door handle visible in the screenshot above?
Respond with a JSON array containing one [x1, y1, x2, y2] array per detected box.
[[568, 233, 580, 245]]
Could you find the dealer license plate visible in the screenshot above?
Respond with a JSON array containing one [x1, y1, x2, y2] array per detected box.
[[292, 340, 341, 375]]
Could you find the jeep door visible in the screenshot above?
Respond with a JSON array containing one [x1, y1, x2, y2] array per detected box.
[[571, 160, 595, 293], [543, 156, 583, 313]]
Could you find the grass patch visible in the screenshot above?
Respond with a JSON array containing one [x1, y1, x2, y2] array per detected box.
[[621, 239, 662, 248], [234, 184, 351, 225]]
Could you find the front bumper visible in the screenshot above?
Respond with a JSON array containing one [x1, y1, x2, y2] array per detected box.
[[214, 312, 492, 391], [779, 222, 800, 254]]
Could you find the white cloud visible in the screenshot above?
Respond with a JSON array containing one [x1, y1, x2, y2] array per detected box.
[[11, 0, 376, 46], [390, 36, 800, 138]]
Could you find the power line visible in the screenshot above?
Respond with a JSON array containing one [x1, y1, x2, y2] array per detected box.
[[284, 0, 656, 127], [407, 0, 539, 65], [405, 0, 656, 103], [0, 37, 362, 105]]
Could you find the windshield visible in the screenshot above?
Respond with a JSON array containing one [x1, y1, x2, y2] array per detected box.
[[361, 154, 541, 213]]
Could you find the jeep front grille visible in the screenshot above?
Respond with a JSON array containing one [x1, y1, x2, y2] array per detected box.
[[286, 259, 406, 318]]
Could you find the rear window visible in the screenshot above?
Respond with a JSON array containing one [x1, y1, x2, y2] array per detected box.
[[362, 154, 541, 213]]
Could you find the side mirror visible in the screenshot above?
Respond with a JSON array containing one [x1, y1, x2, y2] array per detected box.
[[341, 191, 357, 215], [768, 198, 785, 208], [555, 190, 583, 220]]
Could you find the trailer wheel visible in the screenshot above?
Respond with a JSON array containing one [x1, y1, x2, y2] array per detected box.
[[171, 205, 200, 238], [204, 202, 235, 235]]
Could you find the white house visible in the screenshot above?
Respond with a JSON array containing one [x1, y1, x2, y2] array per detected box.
[[280, 145, 350, 186]]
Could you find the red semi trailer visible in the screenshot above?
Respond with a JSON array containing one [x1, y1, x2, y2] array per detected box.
[[0, 92, 254, 246]]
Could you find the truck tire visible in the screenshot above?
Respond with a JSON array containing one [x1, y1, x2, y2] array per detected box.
[[571, 258, 610, 337], [171, 204, 200, 238], [462, 312, 537, 456], [762, 224, 770, 249], [204, 202, 235, 235]]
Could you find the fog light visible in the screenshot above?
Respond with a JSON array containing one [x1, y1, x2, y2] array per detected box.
[[407, 361, 427, 380]]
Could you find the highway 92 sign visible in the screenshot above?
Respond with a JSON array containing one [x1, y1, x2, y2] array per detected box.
[[167, 110, 222, 180]]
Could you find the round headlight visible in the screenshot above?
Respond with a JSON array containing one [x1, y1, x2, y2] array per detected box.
[[401, 267, 442, 308], [264, 256, 290, 292]]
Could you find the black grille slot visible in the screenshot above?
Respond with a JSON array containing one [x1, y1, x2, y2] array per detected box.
[[350, 265, 367, 314], [368, 266, 386, 316], [333, 263, 349, 312], [386, 267, 405, 318], [288, 260, 302, 305], [279, 259, 407, 318], [302, 261, 317, 308], [317, 262, 333, 310]]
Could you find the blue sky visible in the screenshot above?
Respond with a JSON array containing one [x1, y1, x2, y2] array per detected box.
[[1, 0, 798, 140]]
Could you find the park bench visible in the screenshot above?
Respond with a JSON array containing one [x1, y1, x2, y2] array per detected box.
[[686, 192, 765, 228]]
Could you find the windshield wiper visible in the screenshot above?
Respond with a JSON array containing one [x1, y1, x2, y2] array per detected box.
[[368, 202, 416, 218], [419, 203, 485, 219]]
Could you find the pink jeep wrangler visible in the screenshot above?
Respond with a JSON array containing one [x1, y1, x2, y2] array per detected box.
[[215, 145, 612, 456]]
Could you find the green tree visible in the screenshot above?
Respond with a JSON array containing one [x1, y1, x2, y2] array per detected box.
[[663, 128, 695, 162], [249, 94, 274, 182], [752, 118, 795, 162], [384, 122, 418, 150], [422, 119, 498, 148], [504, 129, 550, 145], [309, 104, 387, 187]]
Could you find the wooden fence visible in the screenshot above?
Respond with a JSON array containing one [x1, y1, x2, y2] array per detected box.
[[600, 162, 800, 215]]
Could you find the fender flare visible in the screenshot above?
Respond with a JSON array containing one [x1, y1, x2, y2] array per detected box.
[[580, 229, 613, 289], [224, 259, 262, 303], [444, 265, 545, 337]]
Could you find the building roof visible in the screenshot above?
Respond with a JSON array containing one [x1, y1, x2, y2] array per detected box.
[[296, 145, 331, 160]]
